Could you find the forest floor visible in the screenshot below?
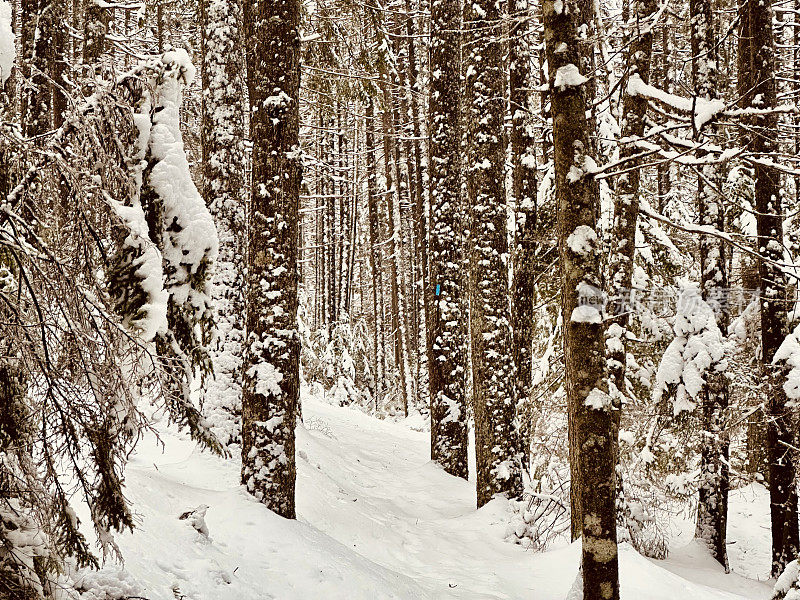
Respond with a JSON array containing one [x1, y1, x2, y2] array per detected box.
[[75, 389, 776, 599]]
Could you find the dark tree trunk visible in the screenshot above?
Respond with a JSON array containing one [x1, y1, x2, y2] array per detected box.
[[428, 0, 469, 479], [83, 0, 108, 64], [380, 82, 413, 416], [544, 0, 619, 595], [741, 0, 799, 576], [605, 0, 657, 555], [739, 0, 800, 576], [508, 0, 537, 468], [365, 99, 386, 409], [241, 0, 301, 519], [21, 0, 56, 136], [464, 0, 522, 507], [690, 0, 730, 569]]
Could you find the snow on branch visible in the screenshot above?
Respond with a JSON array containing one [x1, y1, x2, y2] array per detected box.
[[774, 325, 800, 403], [639, 200, 800, 281], [627, 74, 797, 133], [653, 287, 727, 415]]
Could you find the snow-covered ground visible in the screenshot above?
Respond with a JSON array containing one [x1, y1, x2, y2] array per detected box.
[[74, 391, 775, 599]]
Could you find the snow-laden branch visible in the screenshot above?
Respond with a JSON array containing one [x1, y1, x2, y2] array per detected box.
[[627, 74, 798, 133], [639, 200, 800, 281]]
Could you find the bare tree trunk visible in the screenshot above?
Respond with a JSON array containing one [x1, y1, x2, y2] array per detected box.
[[241, 0, 301, 519], [464, 0, 522, 506], [544, 0, 619, 595], [428, 0, 469, 478]]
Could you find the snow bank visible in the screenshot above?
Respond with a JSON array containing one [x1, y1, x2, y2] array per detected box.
[[62, 392, 772, 599]]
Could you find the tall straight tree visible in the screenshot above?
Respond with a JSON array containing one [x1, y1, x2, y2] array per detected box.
[[201, 0, 247, 447], [508, 0, 537, 447], [543, 0, 619, 596], [690, 0, 730, 569], [464, 0, 523, 508], [365, 98, 386, 408], [428, 0, 469, 478], [241, 0, 301, 519], [604, 0, 658, 559], [21, 0, 55, 136], [739, 0, 799, 576], [607, 0, 657, 420]]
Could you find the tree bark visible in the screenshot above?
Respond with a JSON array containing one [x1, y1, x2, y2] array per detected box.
[[739, 0, 800, 576], [201, 0, 246, 447], [544, 0, 619, 595], [366, 99, 387, 410], [428, 0, 469, 478], [464, 0, 522, 506], [21, 0, 56, 136], [508, 0, 537, 468], [241, 0, 301, 519], [690, 0, 730, 569]]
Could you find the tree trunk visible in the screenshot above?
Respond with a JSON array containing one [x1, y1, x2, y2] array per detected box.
[[464, 0, 522, 506], [366, 99, 386, 410], [21, 0, 55, 136], [544, 0, 619, 595], [241, 0, 301, 519], [201, 0, 246, 447], [83, 0, 108, 64], [690, 0, 730, 569], [508, 0, 537, 468], [428, 0, 469, 479], [739, 0, 800, 576]]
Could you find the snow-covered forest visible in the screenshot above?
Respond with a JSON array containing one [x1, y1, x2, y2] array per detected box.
[[3, 0, 800, 597]]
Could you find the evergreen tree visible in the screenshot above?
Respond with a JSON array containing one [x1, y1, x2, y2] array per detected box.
[[544, 0, 619, 595]]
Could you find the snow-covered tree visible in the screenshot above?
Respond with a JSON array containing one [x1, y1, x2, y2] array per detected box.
[[464, 0, 523, 507], [240, 0, 302, 519], [200, 0, 247, 448], [139, 51, 223, 455], [428, 0, 469, 479]]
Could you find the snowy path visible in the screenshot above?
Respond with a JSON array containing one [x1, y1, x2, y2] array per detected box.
[[85, 394, 774, 600]]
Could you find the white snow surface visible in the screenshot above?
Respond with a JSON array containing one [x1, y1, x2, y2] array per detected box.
[[73, 389, 774, 599], [0, 0, 13, 86]]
